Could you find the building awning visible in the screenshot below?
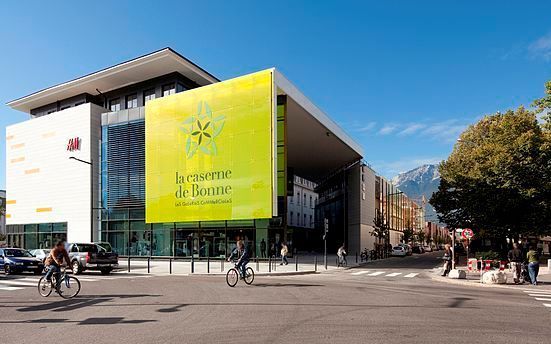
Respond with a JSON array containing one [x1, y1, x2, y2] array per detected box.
[[274, 70, 363, 180], [7, 48, 219, 113]]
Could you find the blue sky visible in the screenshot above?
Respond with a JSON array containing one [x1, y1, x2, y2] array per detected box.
[[1, 1, 551, 189]]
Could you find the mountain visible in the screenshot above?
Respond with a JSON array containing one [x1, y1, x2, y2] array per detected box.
[[392, 164, 442, 225]]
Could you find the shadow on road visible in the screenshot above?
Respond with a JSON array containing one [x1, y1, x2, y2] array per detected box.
[[16, 294, 161, 313], [0, 317, 156, 325], [252, 283, 323, 288]]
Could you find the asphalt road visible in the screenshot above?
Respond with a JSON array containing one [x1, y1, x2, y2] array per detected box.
[[1, 252, 549, 344]]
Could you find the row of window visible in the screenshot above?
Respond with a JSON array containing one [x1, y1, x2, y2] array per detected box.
[[289, 212, 313, 227], [290, 190, 317, 208], [108, 82, 186, 112]]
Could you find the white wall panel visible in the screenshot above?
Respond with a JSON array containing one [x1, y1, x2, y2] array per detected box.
[[6, 103, 104, 243]]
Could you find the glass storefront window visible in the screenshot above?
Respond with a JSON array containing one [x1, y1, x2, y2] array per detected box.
[[129, 221, 150, 256], [129, 208, 145, 219], [107, 231, 128, 256], [152, 223, 173, 256]]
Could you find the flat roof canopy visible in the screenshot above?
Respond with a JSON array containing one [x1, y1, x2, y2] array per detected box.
[[7, 48, 219, 113], [274, 70, 363, 181]]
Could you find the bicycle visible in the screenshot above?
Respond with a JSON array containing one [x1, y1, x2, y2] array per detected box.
[[226, 261, 254, 287], [38, 266, 81, 299], [360, 248, 369, 262]]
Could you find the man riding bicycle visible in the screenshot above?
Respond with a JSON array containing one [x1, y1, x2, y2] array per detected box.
[[44, 240, 71, 287], [227, 240, 249, 279]]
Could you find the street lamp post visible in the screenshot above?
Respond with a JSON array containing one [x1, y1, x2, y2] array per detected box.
[[69, 157, 94, 242]]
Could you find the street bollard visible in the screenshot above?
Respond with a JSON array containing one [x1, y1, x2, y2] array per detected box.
[[191, 255, 195, 274], [269, 256, 272, 273], [127, 256, 131, 273], [221, 259, 224, 272], [256, 257, 259, 272], [147, 257, 150, 274], [315, 255, 318, 272], [356, 252, 358, 264], [169, 258, 172, 274], [295, 255, 298, 272], [207, 256, 210, 274]]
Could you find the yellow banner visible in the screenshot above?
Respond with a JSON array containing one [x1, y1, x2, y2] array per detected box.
[[145, 69, 274, 222]]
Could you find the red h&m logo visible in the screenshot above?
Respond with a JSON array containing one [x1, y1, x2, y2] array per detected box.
[[67, 137, 81, 151]]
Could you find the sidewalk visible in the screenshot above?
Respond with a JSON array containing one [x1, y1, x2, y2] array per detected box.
[[430, 265, 551, 290], [113, 254, 361, 276]]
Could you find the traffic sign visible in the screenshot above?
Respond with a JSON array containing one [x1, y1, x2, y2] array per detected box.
[[462, 228, 474, 239]]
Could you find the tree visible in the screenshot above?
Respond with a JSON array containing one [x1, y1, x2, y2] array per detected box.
[[431, 104, 551, 239], [532, 80, 551, 132], [416, 230, 426, 245], [402, 228, 414, 244], [372, 209, 389, 248]]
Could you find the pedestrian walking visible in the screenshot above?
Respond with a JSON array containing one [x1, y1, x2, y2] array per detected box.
[[337, 244, 347, 267], [260, 239, 267, 258], [527, 245, 540, 286], [508, 243, 523, 284], [441, 244, 452, 276], [280, 242, 289, 265]]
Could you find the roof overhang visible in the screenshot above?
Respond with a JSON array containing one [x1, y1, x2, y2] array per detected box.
[[7, 48, 219, 113], [274, 69, 364, 180]]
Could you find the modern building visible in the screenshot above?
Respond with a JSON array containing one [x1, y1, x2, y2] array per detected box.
[[5, 48, 423, 257], [0, 190, 5, 236]]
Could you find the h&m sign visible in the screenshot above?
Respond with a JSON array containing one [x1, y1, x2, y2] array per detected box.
[[67, 137, 81, 151]]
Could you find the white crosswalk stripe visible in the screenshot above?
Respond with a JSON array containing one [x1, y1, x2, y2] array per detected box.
[[349, 270, 420, 279], [0, 286, 24, 291], [385, 272, 402, 277], [0, 280, 37, 286], [520, 290, 551, 310]]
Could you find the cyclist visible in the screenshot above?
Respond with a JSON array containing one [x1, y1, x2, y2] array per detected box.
[[228, 240, 249, 279], [44, 240, 70, 288], [337, 244, 347, 267]]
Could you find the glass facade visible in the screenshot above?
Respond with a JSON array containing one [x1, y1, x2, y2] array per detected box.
[[6, 222, 67, 249], [100, 114, 278, 257]]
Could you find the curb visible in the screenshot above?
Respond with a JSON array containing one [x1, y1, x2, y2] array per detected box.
[[429, 274, 551, 291], [189, 270, 319, 277]]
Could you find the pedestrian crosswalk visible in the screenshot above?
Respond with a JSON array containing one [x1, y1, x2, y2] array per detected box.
[[522, 289, 551, 310], [348, 270, 420, 279], [0, 274, 152, 292]]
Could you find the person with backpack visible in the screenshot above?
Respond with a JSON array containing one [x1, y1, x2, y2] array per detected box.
[[441, 244, 452, 276], [280, 242, 289, 265], [508, 243, 523, 284]]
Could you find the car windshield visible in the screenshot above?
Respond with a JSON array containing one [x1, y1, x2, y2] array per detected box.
[[77, 244, 99, 253], [393, 247, 403, 250], [96, 243, 112, 252], [4, 249, 33, 257]]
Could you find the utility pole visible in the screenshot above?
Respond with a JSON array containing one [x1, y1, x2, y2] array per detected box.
[[323, 217, 328, 269]]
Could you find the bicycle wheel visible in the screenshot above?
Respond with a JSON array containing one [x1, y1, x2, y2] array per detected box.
[[244, 267, 254, 285], [57, 276, 81, 299], [37, 277, 53, 297], [226, 268, 239, 287]]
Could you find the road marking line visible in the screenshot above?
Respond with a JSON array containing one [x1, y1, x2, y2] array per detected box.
[[0, 286, 24, 291], [0, 280, 36, 286], [543, 304, 551, 308], [404, 273, 419, 278], [385, 272, 402, 277], [351, 271, 370, 276], [367, 271, 385, 276], [528, 294, 551, 298], [534, 298, 551, 301]]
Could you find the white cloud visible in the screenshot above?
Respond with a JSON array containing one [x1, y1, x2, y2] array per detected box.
[[528, 31, 551, 61], [379, 124, 398, 135], [397, 123, 426, 136]]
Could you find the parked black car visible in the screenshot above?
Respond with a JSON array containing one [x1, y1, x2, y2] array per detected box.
[[0, 248, 44, 274]]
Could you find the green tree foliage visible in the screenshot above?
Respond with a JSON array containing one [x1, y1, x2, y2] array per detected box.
[[371, 209, 389, 247], [431, 101, 551, 238], [416, 230, 426, 245], [402, 228, 414, 244]]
